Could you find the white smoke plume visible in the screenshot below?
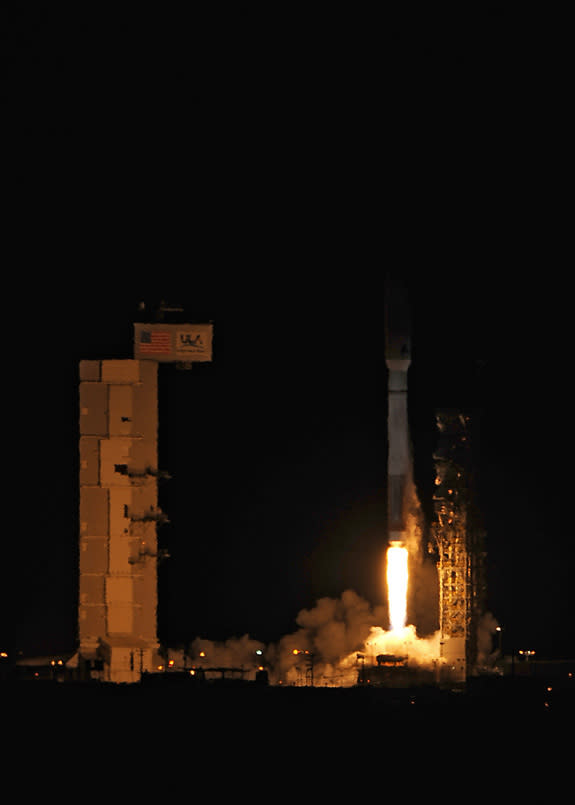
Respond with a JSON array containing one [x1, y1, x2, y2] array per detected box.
[[476, 611, 500, 670], [167, 634, 266, 679], [172, 590, 443, 686], [267, 589, 388, 686]]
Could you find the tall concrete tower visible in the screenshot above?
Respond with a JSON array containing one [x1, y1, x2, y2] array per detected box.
[[384, 277, 412, 546], [79, 359, 160, 682], [78, 318, 213, 682]]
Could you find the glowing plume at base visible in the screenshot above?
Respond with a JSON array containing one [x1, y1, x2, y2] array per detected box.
[[386, 542, 408, 633]]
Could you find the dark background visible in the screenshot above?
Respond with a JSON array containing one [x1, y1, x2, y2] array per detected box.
[[2, 9, 572, 659]]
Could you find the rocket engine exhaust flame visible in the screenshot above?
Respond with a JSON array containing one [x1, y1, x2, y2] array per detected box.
[[386, 542, 408, 633]]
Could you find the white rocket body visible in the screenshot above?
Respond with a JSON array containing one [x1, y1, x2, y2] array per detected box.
[[385, 280, 411, 545]]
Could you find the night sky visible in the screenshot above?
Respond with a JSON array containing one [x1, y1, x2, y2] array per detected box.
[[3, 11, 572, 659]]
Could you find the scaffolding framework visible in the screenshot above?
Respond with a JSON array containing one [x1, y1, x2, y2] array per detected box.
[[431, 411, 486, 683]]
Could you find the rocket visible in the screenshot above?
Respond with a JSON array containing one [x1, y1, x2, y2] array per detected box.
[[385, 277, 412, 545]]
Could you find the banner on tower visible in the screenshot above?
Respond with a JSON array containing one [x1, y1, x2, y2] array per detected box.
[[134, 323, 213, 363]]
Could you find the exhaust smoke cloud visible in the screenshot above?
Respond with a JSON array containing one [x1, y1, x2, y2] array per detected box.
[[176, 588, 443, 687], [172, 481, 446, 686], [165, 401, 494, 685]]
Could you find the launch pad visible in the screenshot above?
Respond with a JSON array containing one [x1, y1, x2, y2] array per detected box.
[[75, 282, 488, 687], [357, 653, 436, 688]]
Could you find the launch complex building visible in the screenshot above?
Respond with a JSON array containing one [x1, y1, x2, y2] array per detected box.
[[77, 294, 486, 684], [77, 315, 213, 682]]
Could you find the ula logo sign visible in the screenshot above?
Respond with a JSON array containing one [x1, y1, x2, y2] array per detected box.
[[176, 329, 209, 355]]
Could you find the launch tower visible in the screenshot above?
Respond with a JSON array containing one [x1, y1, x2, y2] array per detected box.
[[431, 410, 486, 683], [78, 314, 213, 682]]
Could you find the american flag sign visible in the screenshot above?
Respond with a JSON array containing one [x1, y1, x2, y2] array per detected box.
[[139, 330, 171, 354]]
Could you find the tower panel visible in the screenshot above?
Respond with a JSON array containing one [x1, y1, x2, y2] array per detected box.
[[99, 438, 133, 487], [109, 488, 132, 536], [79, 605, 106, 644], [80, 537, 108, 574], [79, 437, 100, 486], [80, 383, 108, 435], [80, 487, 109, 535], [109, 384, 134, 436], [106, 577, 134, 634], [101, 359, 141, 384]]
